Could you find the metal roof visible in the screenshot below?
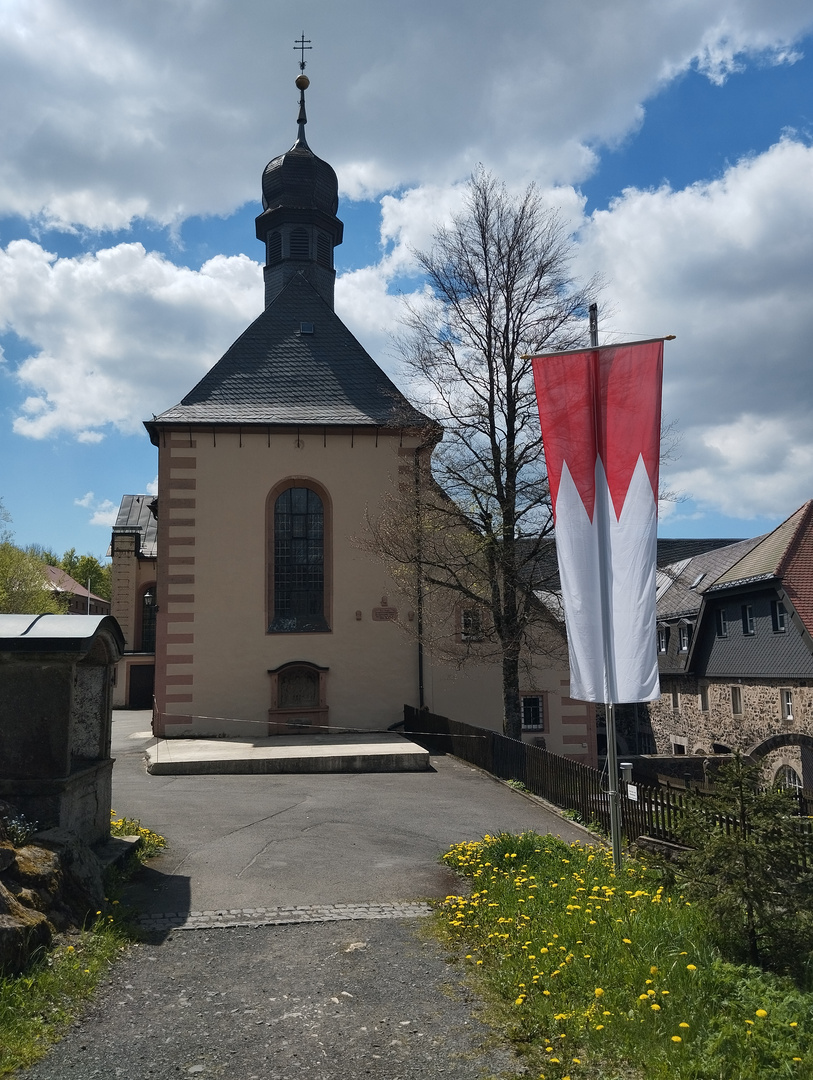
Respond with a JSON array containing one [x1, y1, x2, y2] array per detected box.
[[0, 613, 124, 654], [147, 274, 432, 431], [111, 495, 158, 558], [656, 536, 764, 620]]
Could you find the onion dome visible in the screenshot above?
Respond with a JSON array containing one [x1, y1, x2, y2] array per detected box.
[[260, 74, 339, 216]]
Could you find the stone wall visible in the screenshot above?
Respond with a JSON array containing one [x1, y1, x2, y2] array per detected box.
[[648, 675, 813, 785]]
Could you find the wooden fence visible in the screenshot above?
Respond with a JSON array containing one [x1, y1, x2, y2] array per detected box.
[[403, 706, 813, 849]]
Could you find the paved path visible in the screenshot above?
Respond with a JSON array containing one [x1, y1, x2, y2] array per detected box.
[[20, 711, 589, 1078]]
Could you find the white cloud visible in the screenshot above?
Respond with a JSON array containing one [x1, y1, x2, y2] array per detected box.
[[0, 240, 262, 439], [74, 491, 118, 527], [0, 1, 811, 228], [146, 476, 158, 497], [577, 136, 813, 520], [89, 500, 118, 527]]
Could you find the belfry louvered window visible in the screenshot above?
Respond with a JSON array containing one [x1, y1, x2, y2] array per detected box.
[[270, 487, 328, 632], [316, 232, 331, 268], [289, 227, 310, 259], [267, 231, 282, 265]]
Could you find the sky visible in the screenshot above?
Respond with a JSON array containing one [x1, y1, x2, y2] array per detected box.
[[2, 0, 813, 560]]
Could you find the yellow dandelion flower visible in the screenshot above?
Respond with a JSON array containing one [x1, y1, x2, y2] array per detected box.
[[679, 1023, 689, 1029], [650, 966, 658, 974], [651, 1004, 661, 1011], [622, 938, 632, 944], [594, 988, 604, 997], [755, 1009, 768, 1018], [686, 964, 697, 971], [671, 1036, 682, 1043]]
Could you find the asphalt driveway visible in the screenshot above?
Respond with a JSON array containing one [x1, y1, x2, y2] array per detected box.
[[19, 711, 589, 1079]]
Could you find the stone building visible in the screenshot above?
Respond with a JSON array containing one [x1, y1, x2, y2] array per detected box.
[[650, 501, 813, 789], [109, 74, 596, 764]]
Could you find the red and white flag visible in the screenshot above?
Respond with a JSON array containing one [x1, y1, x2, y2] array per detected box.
[[532, 340, 664, 704]]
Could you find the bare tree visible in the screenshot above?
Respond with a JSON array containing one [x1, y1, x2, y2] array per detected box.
[[380, 170, 598, 739]]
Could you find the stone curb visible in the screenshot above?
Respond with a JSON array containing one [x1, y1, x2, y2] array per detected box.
[[138, 901, 433, 932]]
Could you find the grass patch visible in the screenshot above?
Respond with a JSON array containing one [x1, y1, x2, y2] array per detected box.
[[0, 918, 129, 1075], [440, 832, 812, 1079], [0, 814, 167, 1075]]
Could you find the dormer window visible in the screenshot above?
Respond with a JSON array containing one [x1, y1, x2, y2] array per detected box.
[[771, 600, 787, 633], [678, 624, 691, 652], [657, 626, 669, 653], [741, 604, 755, 636], [715, 608, 728, 638]]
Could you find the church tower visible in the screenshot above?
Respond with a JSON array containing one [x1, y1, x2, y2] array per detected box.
[[144, 65, 436, 737], [255, 71, 343, 309]]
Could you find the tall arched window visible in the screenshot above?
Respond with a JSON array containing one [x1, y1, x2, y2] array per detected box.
[[268, 484, 330, 632]]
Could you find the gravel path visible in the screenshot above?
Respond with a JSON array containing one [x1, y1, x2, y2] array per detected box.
[[20, 919, 520, 1080]]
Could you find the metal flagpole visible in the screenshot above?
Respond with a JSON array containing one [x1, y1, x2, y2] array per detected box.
[[589, 303, 623, 870]]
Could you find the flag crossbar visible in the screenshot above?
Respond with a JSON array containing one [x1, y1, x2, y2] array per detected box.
[[522, 334, 673, 362]]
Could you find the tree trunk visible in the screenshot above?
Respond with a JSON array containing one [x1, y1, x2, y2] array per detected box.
[[502, 647, 521, 740]]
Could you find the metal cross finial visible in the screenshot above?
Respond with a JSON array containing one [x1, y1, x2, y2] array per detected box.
[[294, 33, 312, 72]]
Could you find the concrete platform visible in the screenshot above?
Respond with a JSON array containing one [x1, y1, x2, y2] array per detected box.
[[145, 731, 431, 775]]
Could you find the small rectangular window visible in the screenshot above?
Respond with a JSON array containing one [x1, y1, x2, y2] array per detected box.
[[657, 627, 669, 653], [699, 684, 709, 712], [460, 607, 482, 640], [741, 604, 755, 636], [716, 608, 728, 638], [781, 688, 793, 722], [522, 696, 544, 730], [771, 600, 787, 633], [299, 321, 314, 334], [678, 625, 691, 652], [671, 688, 680, 711], [731, 685, 743, 716]]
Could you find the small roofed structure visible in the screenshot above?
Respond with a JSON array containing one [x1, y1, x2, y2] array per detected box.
[[0, 614, 124, 844]]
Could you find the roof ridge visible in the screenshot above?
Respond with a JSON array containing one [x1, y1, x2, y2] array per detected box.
[[775, 500, 813, 579]]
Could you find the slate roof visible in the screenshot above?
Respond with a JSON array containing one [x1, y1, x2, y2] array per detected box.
[[111, 495, 158, 558], [149, 274, 431, 430], [656, 536, 764, 620]]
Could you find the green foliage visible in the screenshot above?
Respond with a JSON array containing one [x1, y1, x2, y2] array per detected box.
[[110, 810, 167, 860], [674, 754, 813, 981], [59, 548, 111, 601], [440, 831, 812, 1079], [0, 809, 39, 847], [0, 542, 66, 614], [0, 917, 129, 1075]]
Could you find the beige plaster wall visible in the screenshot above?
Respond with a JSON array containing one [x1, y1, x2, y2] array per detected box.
[[155, 427, 424, 735]]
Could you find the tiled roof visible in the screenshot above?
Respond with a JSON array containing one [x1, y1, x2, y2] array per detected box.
[[149, 274, 431, 429], [776, 501, 813, 638], [43, 565, 107, 603], [711, 503, 809, 587], [112, 495, 158, 558]]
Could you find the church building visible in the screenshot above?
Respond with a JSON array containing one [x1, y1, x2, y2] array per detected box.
[[110, 71, 597, 765]]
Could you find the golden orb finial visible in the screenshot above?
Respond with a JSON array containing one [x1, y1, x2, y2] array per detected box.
[[296, 74, 310, 91]]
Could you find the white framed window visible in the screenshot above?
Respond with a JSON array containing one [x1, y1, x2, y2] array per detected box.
[[716, 608, 728, 638], [521, 696, 544, 730], [780, 688, 794, 722], [771, 600, 787, 633], [741, 604, 755, 636], [731, 685, 743, 716], [460, 607, 483, 641], [678, 624, 691, 652], [657, 627, 669, 653]]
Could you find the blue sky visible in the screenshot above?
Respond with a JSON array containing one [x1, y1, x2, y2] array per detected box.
[[2, 1, 813, 559]]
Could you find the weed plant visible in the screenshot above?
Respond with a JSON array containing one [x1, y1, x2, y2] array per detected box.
[[0, 814, 167, 1074], [110, 809, 167, 859], [441, 832, 811, 1079]]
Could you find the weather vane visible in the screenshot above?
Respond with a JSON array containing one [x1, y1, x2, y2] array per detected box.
[[294, 33, 312, 73]]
